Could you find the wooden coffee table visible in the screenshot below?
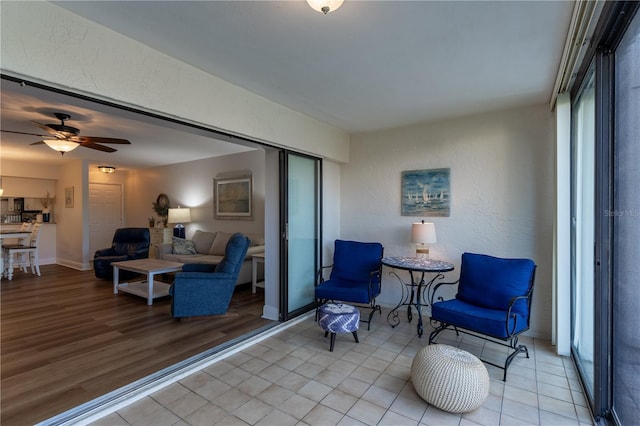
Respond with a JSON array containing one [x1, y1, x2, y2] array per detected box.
[[112, 258, 184, 305]]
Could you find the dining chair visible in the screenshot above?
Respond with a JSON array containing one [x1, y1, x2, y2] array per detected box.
[[3, 222, 43, 277]]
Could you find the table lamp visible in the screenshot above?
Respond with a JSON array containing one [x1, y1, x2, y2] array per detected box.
[[411, 220, 437, 258], [168, 207, 191, 239]]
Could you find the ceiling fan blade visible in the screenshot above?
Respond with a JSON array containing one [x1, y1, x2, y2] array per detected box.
[[1, 129, 50, 138], [30, 141, 45, 145], [70, 136, 131, 144], [80, 142, 117, 153], [31, 121, 60, 136]]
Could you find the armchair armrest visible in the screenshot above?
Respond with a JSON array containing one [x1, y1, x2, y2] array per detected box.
[[367, 266, 382, 298], [505, 294, 531, 337], [94, 247, 116, 258], [316, 264, 333, 284], [430, 280, 459, 306]]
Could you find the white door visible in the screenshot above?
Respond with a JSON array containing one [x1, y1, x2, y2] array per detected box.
[[89, 183, 123, 260]]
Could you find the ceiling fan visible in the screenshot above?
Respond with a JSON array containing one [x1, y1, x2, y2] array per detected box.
[[1, 112, 131, 155]]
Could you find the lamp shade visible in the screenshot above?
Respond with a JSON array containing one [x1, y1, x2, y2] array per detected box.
[[411, 222, 437, 244], [43, 139, 80, 154], [306, 0, 344, 14], [168, 207, 192, 224]]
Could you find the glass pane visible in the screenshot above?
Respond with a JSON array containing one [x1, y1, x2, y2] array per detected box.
[[287, 154, 319, 313], [571, 68, 595, 396], [612, 10, 640, 424]]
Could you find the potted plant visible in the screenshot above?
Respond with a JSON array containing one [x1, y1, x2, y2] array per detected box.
[[40, 191, 55, 222]]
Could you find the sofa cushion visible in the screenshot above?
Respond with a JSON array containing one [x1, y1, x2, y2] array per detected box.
[[210, 232, 233, 255], [172, 237, 197, 255], [192, 230, 216, 254]]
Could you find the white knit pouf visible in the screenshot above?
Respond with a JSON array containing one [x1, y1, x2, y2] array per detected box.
[[411, 344, 490, 413]]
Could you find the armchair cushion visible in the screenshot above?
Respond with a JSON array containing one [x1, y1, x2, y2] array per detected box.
[[330, 240, 383, 290], [456, 253, 536, 316], [432, 299, 529, 339]]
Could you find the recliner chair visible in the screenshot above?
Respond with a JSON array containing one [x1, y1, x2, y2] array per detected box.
[[169, 232, 250, 318], [93, 228, 150, 280]]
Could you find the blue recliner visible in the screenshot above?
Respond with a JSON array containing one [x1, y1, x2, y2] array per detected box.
[[315, 240, 384, 330], [169, 232, 250, 318], [429, 252, 536, 381]]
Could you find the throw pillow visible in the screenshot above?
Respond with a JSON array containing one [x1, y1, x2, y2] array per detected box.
[[209, 232, 233, 255], [172, 237, 197, 255]]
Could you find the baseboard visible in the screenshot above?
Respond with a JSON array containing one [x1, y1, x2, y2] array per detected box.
[[55, 259, 91, 271], [262, 304, 279, 320]]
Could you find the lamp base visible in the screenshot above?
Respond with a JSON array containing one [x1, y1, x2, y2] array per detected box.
[[173, 224, 185, 239], [416, 247, 430, 259]]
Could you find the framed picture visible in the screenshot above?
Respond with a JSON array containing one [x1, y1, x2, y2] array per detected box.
[[64, 186, 74, 208], [214, 174, 253, 220], [401, 168, 450, 217]]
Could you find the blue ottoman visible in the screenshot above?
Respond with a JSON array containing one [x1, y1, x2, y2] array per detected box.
[[318, 303, 360, 352]]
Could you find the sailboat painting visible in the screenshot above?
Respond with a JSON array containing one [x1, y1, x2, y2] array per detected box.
[[401, 168, 450, 217]]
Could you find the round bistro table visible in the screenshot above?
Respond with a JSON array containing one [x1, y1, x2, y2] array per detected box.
[[381, 256, 454, 337]]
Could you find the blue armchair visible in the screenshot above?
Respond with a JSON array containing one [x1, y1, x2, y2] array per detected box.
[[93, 228, 150, 280], [428, 252, 536, 381], [169, 232, 250, 318], [315, 240, 384, 330]]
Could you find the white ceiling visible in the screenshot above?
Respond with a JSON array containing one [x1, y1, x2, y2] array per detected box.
[[1, 1, 574, 168]]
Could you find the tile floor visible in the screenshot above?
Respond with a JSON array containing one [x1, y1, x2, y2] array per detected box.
[[90, 309, 593, 426]]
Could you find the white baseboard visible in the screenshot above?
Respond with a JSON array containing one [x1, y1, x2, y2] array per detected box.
[[262, 304, 279, 320], [55, 259, 92, 271]]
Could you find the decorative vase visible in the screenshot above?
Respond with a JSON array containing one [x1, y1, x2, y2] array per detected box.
[[42, 208, 50, 223]]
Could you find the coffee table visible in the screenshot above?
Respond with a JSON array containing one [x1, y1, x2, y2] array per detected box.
[[112, 258, 184, 305]]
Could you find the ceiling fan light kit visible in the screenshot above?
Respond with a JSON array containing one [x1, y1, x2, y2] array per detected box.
[[306, 0, 344, 15], [1, 112, 131, 155], [43, 139, 80, 155], [98, 166, 116, 174]]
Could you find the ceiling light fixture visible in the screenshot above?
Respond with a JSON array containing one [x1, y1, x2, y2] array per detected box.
[[43, 139, 80, 155], [306, 0, 344, 15], [98, 166, 116, 174]]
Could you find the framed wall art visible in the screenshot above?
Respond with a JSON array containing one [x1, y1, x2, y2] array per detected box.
[[401, 168, 450, 217], [214, 174, 253, 220], [64, 186, 74, 208]]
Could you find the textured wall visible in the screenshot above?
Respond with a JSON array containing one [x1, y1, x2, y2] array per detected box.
[[343, 104, 555, 339], [0, 1, 349, 163]]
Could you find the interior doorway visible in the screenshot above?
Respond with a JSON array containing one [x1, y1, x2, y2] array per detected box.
[[89, 183, 123, 260]]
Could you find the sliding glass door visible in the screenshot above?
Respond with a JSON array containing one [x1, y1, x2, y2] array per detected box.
[[611, 9, 640, 424], [570, 64, 596, 400], [280, 151, 321, 321], [568, 4, 639, 423]]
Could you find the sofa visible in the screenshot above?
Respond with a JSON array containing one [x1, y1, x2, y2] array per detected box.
[[157, 230, 264, 285]]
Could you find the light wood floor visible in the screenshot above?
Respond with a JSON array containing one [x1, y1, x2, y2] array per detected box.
[[0, 264, 273, 426]]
